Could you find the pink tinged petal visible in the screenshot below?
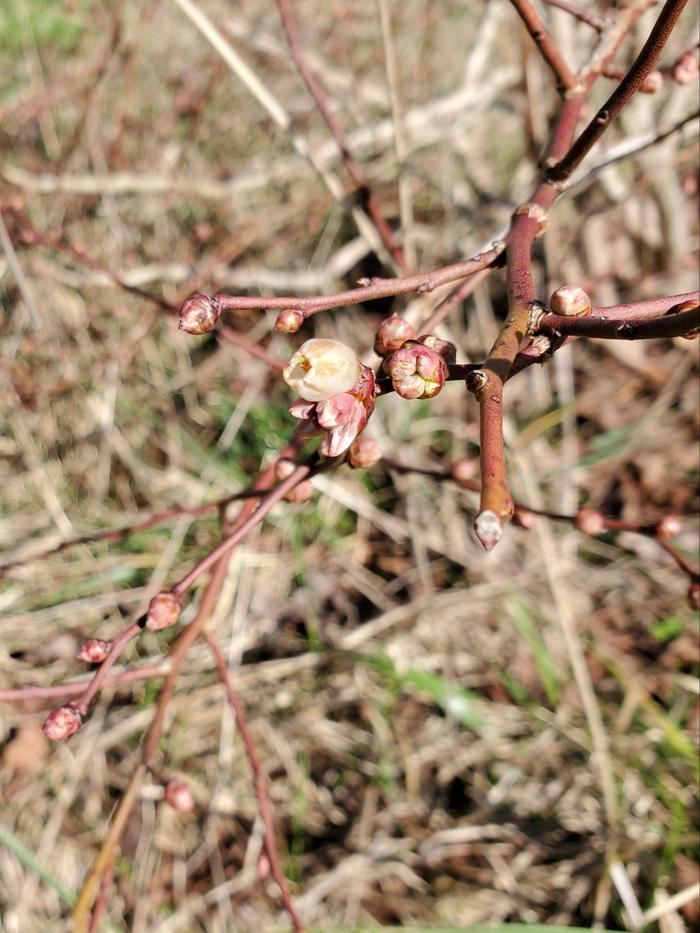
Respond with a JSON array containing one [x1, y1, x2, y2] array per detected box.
[[289, 400, 317, 420], [316, 393, 361, 429]]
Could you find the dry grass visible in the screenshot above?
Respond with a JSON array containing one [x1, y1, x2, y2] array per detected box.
[[0, 1, 698, 930]]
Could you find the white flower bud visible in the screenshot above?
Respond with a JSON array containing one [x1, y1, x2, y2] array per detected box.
[[283, 338, 361, 402]]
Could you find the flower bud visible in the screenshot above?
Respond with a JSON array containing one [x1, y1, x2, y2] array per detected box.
[[671, 50, 699, 85], [512, 508, 536, 529], [146, 592, 181, 632], [76, 639, 112, 664], [374, 315, 415, 356], [316, 393, 367, 457], [274, 458, 297, 481], [416, 334, 457, 366], [178, 293, 220, 335], [285, 479, 314, 503], [576, 508, 606, 536], [348, 436, 381, 469], [451, 458, 478, 488], [274, 308, 304, 334], [550, 285, 592, 317], [474, 510, 502, 551], [656, 515, 682, 539], [164, 780, 195, 812], [42, 705, 82, 742], [640, 70, 663, 94], [387, 344, 448, 399], [283, 338, 361, 402]]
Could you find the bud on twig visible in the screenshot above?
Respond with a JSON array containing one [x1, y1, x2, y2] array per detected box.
[[416, 334, 457, 366], [348, 436, 381, 469], [374, 315, 415, 356], [283, 338, 361, 402], [42, 704, 82, 741], [550, 285, 592, 317], [671, 50, 699, 85], [451, 458, 478, 487], [274, 308, 304, 334], [146, 592, 181, 632], [474, 510, 503, 551], [640, 70, 664, 94], [178, 293, 221, 334], [387, 343, 448, 399], [655, 515, 682, 539], [164, 780, 195, 812], [76, 639, 112, 663], [576, 508, 606, 536]]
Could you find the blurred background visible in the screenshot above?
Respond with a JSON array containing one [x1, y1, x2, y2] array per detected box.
[[0, 1, 698, 930]]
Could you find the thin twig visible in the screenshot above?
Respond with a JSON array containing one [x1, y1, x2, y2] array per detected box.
[[508, 0, 577, 91]]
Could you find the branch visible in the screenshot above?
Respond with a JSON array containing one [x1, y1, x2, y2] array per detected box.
[[546, 0, 691, 186], [537, 303, 700, 340], [509, 0, 576, 91], [541, 0, 606, 31]]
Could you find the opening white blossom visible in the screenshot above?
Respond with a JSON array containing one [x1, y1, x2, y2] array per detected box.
[[283, 338, 361, 402]]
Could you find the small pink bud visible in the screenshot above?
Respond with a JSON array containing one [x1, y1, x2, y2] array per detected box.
[[374, 315, 415, 356], [671, 50, 699, 85], [640, 70, 663, 94], [576, 508, 606, 536], [146, 592, 181, 632], [257, 853, 271, 880], [164, 780, 195, 812], [656, 515, 682, 539], [348, 436, 381, 469], [387, 344, 448, 399], [416, 334, 457, 366], [285, 479, 314, 503], [274, 458, 297, 481], [76, 639, 112, 664], [512, 508, 536, 529], [474, 510, 503, 551], [274, 308, 304, 334], [42, 705, 82, 742], [178, 293, 220, 334], [550, 285, 592, 317], [451, 458, 478, 487], [688, 582, 700, 611]]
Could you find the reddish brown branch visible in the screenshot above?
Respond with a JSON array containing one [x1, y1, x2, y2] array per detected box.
[[509, 0, 577, 91], [541, 0, 606, 31], [206, 631, 304, 932], [275, 0, 407, 272], [537, 304, 699, 340], [546, 0, 691, 186]]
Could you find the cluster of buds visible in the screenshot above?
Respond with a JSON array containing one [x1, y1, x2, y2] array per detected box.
[[178, 293, 221, 335], [385, 340, 450, 400], [284, 339, 376, 457]]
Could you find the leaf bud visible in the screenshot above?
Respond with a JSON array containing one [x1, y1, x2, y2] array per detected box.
[[274, 309, 304, 334], [550, 285, 592, 317], [178, 293, 220, 335]]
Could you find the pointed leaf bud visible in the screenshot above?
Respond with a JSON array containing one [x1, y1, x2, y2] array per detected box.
[[550, 285, 592, 317], [387, 344, 448, 399], [164, 780, 195, 812], [146, 592, 181, 632], [76, 639, 112, 664], [474, 510, 502, 551], [348, 436, 381, 469], [374, 315, 415, 356], [178, 293, 221, 334], [416, 334, 457, 366], [42, 704, 82, 742], [640, 70, 663, 94], [274, 308, 304, 334], [576, 508, 606, 536], [283, 338, 361, 402]]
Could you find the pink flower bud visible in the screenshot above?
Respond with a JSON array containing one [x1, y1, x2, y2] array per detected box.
[[374, 315, 415, 356], [274, 458, 297, 481], [387, 344, 448, 399], [640, 70, 663, 94], [76, 639, 112, 664], [317, 393, 367, 457], [164, 780, 195, 812], [42, 705, 82, 742], [451, 458, 478, 487], [549, 285, 592, 317], [576, 508, 606, 536], [146, 592, 181, 632], [416, 334, 457, 366], [656, 515, 682, 539], [178, 293, 220, 335], [348, 436, 381, 469], [285, 479, 314, 503], [283, 338, 361, 402], [512, 508, 536, 529], [671, 50, 699, 85], [274, 308, 304, 334], [474, 510, 502, 551]]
